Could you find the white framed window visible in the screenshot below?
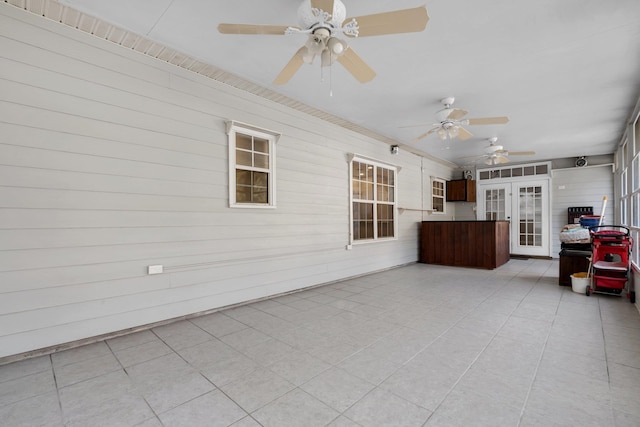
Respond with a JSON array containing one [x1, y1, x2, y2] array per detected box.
[[633, 153, 640, 192], [350, 155, 397, 242], [431, 177, 446, 214], [227, 121, 279, 208], [632, 193, 639, 229]]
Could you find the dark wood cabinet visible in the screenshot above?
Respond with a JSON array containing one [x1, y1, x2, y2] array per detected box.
[[559, 250, 591, 286], [446, 179, 476, 202], [420, 221, 510, 269]]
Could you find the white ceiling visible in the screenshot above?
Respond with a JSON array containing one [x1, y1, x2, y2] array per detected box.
[[56, 0, 640, 167]]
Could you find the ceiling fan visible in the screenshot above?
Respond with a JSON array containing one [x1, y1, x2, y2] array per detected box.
[[218, 0, 429, 85], [480, 137, 536, 165], [411, 97, 509, 141]]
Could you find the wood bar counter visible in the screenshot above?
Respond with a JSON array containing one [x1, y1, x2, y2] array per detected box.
[[420, 221, 510, 269]]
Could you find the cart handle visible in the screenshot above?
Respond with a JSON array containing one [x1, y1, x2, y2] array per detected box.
[[588, 225, 630, 237]]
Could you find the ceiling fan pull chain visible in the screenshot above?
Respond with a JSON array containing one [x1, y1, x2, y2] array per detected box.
[[329, 53, 333, 97]]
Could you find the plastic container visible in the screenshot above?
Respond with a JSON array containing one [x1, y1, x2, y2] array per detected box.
[[571, 272, 590, 294], [579, 215, 602, 228]]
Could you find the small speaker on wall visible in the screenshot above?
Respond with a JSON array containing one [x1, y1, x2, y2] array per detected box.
[[575, 156, 588, 167], [463, 170, 473, 179]]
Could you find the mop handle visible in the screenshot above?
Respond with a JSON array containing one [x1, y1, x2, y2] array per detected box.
[[598, 196, 607, 226], [587, 196, 608, 279]]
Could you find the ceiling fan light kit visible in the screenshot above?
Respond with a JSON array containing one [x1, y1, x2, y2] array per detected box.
[[218, 0, 429, 85]]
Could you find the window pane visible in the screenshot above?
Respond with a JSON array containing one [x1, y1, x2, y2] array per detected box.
[[353, 202, 374, 240], [253, 187, 268, 203], [633, 154, 639, 191], [377, 184, 387, 202], [236, 186, 251, 203], [433, 198, 444, 212], [235, 171, 268, 204], [236, 149, 252, 166], [254, 153, 269, 169], [352, 179, 360, 199], [366, 165, 374, 182], [236, 133, 252, 150], [236, 169, 251, 185], [353, 162, 364, 179], [377, 204, 394, 238], [365, 183, 374, 200], [254, 138, 269, 154], [253, 171, 268, 187]]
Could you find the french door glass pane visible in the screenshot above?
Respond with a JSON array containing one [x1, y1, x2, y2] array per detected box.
[[485, 189, 506, 220], [519, 186, 542, 247]]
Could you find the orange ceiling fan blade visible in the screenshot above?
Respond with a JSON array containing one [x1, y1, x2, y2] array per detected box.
[[345, 6, 429, 37], [457, 127, 473, 140], [273, 47, 306, 85], [447, 108, 468, 121], [412, 128, 438, 141], [218, 23, 294, 35], [310, 0, 334, 14], [337, 47, 376, 83], [467, 116, 510, 125]]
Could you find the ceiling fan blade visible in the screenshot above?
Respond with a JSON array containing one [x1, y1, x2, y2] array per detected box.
[[457, 127, 473, 140], [507, 151, 536, 156], [398, 122, 437, 129], [218, 23, 294, 35], [495, 155, 510, 164], [273, 47, 306, 85], [447, 108, 468, 121], [310, 0, 334, 14], [466, 116, 510, 125], [345, 6, 429, 37], [337, 47, 376, 83], [412, 127, 438, 141]]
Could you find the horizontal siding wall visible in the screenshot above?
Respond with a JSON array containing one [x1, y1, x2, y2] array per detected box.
[[0, 4, 453, 358], [551, 165, 614, 257]]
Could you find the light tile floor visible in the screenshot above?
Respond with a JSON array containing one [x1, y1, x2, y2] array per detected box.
[[1, 259, 640, 426]]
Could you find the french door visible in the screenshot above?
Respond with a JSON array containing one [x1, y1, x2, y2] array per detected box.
[[477, 180, 550, 257]]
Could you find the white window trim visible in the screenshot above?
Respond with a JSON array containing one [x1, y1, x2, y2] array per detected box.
[[349, 154, 398, 245], [226, 120, 280, 209], [431, 176, 446, 214]]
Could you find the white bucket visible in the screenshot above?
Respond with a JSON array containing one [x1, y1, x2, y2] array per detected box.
[[571, 272, 590, 294]]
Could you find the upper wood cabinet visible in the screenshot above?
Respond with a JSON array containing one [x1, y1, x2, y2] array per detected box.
[[446, 179, 476, 202]]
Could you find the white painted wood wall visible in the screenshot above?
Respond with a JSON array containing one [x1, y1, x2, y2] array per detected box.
[[0, 4, 455, 358], [551, 166, 614, 257]]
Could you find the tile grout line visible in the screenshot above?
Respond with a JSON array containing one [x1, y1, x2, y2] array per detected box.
[[515, 279, 564, 427]]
